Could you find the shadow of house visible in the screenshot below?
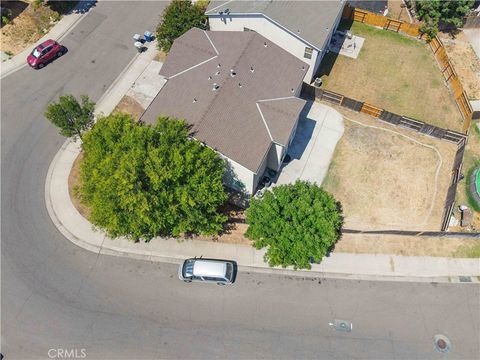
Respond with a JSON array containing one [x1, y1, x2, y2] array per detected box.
[[47, 0, 97, 15], [1, 1, 28, 25], [285, 101, 316, 161]]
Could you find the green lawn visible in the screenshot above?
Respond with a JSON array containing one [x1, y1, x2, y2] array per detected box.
[[318, 20, 464, 131]]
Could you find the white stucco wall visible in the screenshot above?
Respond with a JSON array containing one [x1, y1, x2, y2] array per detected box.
[[209, 15, 319, 82], [266, 143, 285, 171], [222, 154, 256, 195]]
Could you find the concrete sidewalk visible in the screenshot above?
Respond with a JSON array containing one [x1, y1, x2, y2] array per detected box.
[[0, 1, 95, 79], [45, 42, 480, 284]]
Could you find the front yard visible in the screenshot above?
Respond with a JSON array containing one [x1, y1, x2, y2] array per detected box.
[[318, 20, 463, 131], [321, 102, 457, 231]]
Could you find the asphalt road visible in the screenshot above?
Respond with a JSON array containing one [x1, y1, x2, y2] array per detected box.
[[1, 2, 480, 359]]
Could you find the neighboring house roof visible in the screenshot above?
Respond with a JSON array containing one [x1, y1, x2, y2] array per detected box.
[[141, 28, 307, 174], [206, 0, 345, 51]]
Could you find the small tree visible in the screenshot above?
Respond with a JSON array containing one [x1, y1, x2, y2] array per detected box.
[[245, 181, 343, 269], [79, 113, 227, 241], [156, 0, 207, 53], [416, 0, 474, 39], [45, 94, 95, 140]]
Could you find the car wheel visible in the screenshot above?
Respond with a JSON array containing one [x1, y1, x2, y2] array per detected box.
[[57, 51, 63, 57], [184, 280, 192, 283], [38, 63, 44, 69], [217, 282, 226, 286]]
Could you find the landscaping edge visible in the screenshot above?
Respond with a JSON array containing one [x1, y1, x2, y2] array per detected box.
[[45, 137, 480, 284]]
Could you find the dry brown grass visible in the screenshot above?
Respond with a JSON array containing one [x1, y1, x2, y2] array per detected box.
[[322, 102, 457, 231], [68, 152, 91, 219], [335, 233, 480, 257], [438, 31, 480, 100], [0, 1, 61, 55], [112, 95, 145, 121], [318, 21, 463, 131]]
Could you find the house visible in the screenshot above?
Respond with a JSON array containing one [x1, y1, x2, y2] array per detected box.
[[205, 0, 345, 83], [140, 28, 308, 195]]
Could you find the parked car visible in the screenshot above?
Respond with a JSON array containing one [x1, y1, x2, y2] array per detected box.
[[178, 258, 236, 285], [27, 39, 65, 69]]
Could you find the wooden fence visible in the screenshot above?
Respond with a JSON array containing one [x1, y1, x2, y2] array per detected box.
[[301, 84, 467, 144], [342, 5, 422, 37], [429, 36, 474, 132], [342, 6, 474, 134]]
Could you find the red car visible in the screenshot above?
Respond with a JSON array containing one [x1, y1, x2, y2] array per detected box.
[[27, 39, 64, 69]]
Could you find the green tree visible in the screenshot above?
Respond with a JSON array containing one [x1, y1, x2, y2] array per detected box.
[[245, 181, 343, 269], [416, 0, 474, 39], [156, 0, 207, 53], [79, 113, 227, 241], [45, 94, 95, 140]]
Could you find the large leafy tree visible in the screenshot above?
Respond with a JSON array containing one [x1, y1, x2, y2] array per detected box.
[[79, 113, 227, 240], [45, 94, 95, 140], [416, 0, 474, 39], [245, 181, 343, 269], [156, 0, 207, 53]]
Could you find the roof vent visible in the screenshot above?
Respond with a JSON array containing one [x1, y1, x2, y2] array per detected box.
[[291, 88, 294, 93], [238, 83, 242, 88], [264, 42, 268, 47], [193, 98, 197, 103], [212, 83, 219, 91], [250, 66, 254, 73], [230, 69, 236, 77], [215, 71, 220, 75], [301, 65, 305, 71], [208, 76, 212, 80], [217, 63, 221, 68]]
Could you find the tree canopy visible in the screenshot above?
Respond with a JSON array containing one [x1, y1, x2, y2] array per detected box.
[[245, 181, 343, 269], [44, 94, 95, 140], [416, 0, 474, 39], [79, 113, 227, 240], [156, 0, 207, 53]]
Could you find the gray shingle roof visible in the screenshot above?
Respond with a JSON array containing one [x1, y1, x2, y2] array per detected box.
[[206, 0, 345, 50], [140, 28, 307, 173]]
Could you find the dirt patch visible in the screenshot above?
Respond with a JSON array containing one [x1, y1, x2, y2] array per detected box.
[[153, 49, 167, 62], [112, 95, 145, 121], [68, 151, 91, 219], [387, 0, 411, 23], [335, 233, 480, 258], [322, 102, 457, 231], [438, 31, 480, 100], [1, 1, 61, 55], [318, 21, 463, 131]]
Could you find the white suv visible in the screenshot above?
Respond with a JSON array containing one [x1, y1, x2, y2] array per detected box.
[[178, 258, 236, 285]]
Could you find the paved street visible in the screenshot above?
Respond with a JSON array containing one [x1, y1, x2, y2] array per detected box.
[[1, 2, 479, 359]]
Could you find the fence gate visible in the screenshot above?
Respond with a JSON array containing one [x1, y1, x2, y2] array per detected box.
[[360, 103, 383, 117], [384, 19, 402, 32]]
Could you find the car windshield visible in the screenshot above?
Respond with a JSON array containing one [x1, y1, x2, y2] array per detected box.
[[32, 48, 41, 58], [225, 263, 233, 280]]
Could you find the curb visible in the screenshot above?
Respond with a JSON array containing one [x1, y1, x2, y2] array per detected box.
[[1, 1, 91, 79], [45, 140, 480, 284]]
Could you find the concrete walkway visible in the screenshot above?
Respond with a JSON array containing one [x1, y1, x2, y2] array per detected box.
[[0, 1, 95, 79], [275, 102, 344, 187], [45, 43, 480, 284]]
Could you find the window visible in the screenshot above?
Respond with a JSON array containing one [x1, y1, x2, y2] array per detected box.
[[304, 47, 313, 59]]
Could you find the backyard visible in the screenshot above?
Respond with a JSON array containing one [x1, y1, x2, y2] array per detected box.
[[321, 102, 457, 231], [318, 20, 463, 131]]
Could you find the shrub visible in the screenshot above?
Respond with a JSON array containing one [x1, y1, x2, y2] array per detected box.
[[156, 0, 207, 53], [79, 114, 228, 240], [246, 181, 343, 269]]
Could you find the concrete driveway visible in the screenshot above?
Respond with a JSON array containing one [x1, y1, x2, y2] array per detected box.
[[275, 101, 344, 186]]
